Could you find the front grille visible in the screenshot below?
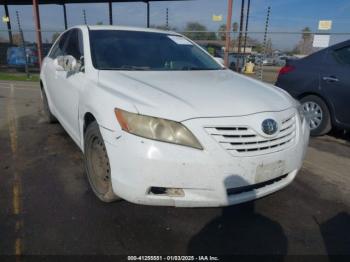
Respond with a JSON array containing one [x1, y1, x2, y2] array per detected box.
[[205, 114, 297, 156]]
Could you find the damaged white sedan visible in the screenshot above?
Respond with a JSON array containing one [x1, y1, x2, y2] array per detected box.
[[40, 25, 309, 207]]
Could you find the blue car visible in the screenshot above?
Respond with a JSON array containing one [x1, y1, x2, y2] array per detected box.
[[276, 40, 350, 136]]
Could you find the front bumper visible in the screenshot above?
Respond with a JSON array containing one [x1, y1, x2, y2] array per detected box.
[[101, 108, 310, 207]]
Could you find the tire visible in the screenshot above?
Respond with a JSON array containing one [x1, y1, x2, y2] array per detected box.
[[41, 88, 58, 123], [300, 95, 332, 136], [84, 121, 120, 202]]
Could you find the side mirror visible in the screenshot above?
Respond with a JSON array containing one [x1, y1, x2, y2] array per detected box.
[[54, 55, 81, 72], [53, 56, 65, 71], [214, 57, 225, 66]]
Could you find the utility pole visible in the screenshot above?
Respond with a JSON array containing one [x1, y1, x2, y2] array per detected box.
[[63, 4, 68, 29], [146, 1, 150, 28], [166, 8, 169, 29], [16, 11, 29, 79], [32, 0, 43, 68], [224, 0, 234, 67], [108, 1, 113, 25], [83, 9, 87, 25], [258, 6, 271, 80], [243, 0, 251, 54], [4, 4, 13, 44], [236, 0, 245, 72]]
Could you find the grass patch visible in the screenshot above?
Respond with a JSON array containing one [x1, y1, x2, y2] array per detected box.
[[0, 72, 39, 82]]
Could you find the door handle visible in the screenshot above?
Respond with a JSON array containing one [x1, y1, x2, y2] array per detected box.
[[322, 76, 339, 82]]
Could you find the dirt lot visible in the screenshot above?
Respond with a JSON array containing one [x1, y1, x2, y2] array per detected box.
[[0, 80, 349, 259]]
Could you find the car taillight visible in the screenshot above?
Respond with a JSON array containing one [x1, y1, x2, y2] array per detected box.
[[279, 65, 295, 75]]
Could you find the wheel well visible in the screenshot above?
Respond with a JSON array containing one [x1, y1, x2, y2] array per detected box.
[[297, 92, 330, 109], [84, 112, 96, 133], [297, 92, 322, 101]]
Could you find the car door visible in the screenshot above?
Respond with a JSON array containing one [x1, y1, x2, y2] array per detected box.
[[53, 29, 87, 145], [321, 44, 350, 127], [43, 30, 70, 115]]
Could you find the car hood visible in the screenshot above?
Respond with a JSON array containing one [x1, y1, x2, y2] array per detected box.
[[98, 70, 295, 122]]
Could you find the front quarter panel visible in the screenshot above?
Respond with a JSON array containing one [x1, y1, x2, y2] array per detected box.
[[78, 71, 138, 150]]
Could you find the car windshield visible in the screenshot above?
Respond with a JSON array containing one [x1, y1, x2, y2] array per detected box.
[[89, 30, 223, 71]]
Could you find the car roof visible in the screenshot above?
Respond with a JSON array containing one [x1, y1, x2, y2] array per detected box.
[[82, 25, 179, 36]]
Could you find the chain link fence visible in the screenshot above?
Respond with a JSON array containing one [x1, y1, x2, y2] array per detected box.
[[0, 29, 349, 84]]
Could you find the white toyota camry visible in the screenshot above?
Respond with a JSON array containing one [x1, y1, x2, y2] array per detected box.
[[40, 25, 309, 207]]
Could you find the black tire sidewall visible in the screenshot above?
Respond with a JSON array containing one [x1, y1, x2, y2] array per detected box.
[[41, 88, 57, 123], [84, 121, 118, 202]]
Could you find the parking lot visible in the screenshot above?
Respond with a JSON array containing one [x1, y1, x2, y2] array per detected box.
[[0, 80, 349, 258]]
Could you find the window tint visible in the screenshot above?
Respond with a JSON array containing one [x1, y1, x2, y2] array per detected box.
[[333, 46, 350, 65], [49, 31, 69, 59], [65, 29, 84, 60]]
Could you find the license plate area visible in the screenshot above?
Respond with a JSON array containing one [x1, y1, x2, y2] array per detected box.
[[255, 160, 286, 184]]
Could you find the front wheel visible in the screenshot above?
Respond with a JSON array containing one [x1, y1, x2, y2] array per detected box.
[[300, 95, 332, 136], [84, 121, 120, 202]]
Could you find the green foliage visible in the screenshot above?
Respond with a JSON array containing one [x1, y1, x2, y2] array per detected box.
[[183, 22, 217, 40], [0, 73, 39, 82], [151, 25, 178, 31], [233, 22, 239, 32], [218, 24, 226, 40], [302, 27, 312, 41]]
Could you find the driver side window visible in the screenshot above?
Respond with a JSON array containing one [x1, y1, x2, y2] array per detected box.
[[65, 29, 84, 61], [49, 31, 69, 59]]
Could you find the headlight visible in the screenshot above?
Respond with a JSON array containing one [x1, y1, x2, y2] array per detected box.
[[115, 109, 203, 150]]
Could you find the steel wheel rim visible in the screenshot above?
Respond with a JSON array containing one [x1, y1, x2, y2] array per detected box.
[[87, 136, 110, 195], [302, 101, 323, 130]]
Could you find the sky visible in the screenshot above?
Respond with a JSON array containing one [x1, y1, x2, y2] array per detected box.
[[0, 0, 350, 50]]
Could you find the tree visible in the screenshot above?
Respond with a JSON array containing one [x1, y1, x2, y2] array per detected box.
[[232, 22, 239, 32], [12, 33, 23, 46], [183, 22, 216, 40], [218, 24, 226, 41], [294, 26, 313, 55], [302, 27, 312, 41], [152, 25, 177, 31], [218, 22, 239, 41], [266, 38, 273, 55]]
